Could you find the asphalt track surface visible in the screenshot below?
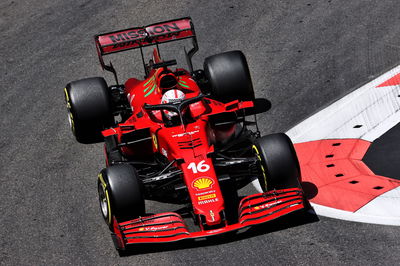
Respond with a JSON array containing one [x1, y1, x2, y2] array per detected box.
[[1, 0, 400, 265]]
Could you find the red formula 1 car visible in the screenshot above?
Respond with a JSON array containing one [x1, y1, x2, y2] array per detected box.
[[64, 18, 306, 251]]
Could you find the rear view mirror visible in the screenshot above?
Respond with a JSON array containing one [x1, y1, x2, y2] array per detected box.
[[253, 98, 271, 113], [236, 98, 271, 116]]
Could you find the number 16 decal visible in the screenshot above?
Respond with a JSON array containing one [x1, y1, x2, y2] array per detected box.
[[187, 160, 210, 173]]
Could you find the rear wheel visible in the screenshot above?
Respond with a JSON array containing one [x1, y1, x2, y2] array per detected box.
[[253, 133, 301, 191], [204, 50, 255, 103], [64, 77, 113, 144], [98, 165, 145, 229]]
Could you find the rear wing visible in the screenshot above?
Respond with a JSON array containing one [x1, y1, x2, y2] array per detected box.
[[94, 17, 198, 82]]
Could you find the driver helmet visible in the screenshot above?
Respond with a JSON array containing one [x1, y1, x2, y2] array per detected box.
[[161, 89, 185, 120]]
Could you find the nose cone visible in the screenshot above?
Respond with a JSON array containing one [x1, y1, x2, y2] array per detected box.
[[205, 210, 221, 225]]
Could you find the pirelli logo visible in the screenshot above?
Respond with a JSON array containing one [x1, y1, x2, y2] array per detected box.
[[198, 194, 216, 201]]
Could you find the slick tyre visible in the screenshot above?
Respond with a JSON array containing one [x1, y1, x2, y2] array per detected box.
[[98, 165, 145, 230], [64, 77, 113, 144], [253, 133, 301, 191], [204, 50, 255, 103]]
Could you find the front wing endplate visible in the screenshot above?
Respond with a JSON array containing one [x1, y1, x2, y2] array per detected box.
[[112, 188, 305, 249]]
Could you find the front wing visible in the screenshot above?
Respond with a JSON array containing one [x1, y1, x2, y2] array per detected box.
[[111, 188, 305, 250]]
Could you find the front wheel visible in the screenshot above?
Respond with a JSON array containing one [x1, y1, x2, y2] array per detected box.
[[253, 133, 301, 192], [98, 165, 145, 230]]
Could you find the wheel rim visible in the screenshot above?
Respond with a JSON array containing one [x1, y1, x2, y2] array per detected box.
[[98, 183, 109, 219], [67, 112, 75, 134], [67, 112, 72, 128], [64, 88, 75, 134]]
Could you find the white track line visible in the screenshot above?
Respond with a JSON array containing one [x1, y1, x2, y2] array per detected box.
[[278, 65, 400, 225], [287, 65, 400, 143]]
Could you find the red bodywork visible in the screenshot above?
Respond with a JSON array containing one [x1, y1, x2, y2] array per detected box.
[[101, 60, 304, 247], [113, 188, 304, 248], [96, 18, 305, 248], [103, 59, 253, 225]]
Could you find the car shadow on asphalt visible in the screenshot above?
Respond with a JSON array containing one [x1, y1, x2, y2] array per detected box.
[[117, 208, 319, 257]]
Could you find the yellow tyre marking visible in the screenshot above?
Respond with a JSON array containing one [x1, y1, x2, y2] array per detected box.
[[252, 145, 267, 190], [98, 173, 106, 187], [64, 88, 75, 134], [64, 88, 71, 108], [98, 173, 112, 225]]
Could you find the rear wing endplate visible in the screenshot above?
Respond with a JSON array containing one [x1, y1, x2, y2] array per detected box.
[[95, 17, 198, 80]]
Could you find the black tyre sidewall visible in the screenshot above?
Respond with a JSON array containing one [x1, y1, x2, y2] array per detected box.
[[98, 165, 145, 228], [204, 50, 255, 103], [255, 133, 301, 190], [65, 77, 112, 144]]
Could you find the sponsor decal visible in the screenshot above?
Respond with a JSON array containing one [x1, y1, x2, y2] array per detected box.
[[198, 193, 216, 201], [108, 23, 181, 44], [148, 23, 181, 35], [192, 177, 214, 190], [198, 198, 219, 205], [109, 32, 182, 50], [161, 148, 168, 157], [109, 29, 146, 43], [172, 130, 199, 138], [253, 200, 282, 210], [146, 225, 169, 231], [195, 190, 216, 196], [98, 19, 194, 55], [138, 225, 169, 232]]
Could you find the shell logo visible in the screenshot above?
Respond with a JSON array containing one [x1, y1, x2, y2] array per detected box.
[[193, 177, 214, 190]]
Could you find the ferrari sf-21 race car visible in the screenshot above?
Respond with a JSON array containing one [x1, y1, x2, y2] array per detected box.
[[64, 17, 306, 251]]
